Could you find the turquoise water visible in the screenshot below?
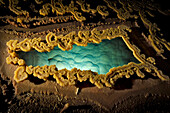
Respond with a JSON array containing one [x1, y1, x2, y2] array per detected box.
[[17, 38, 139, 74]]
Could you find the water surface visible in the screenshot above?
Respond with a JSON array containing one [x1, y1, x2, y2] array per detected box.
[[18, 38, 139, 74]]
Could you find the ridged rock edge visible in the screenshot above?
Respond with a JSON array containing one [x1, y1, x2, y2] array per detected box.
[[6, 25, 169, 88]]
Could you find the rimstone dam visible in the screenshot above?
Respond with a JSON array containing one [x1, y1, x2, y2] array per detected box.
[[0, 0, 170, 112]]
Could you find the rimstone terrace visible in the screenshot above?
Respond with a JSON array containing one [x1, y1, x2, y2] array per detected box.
[[6, 25, 168, 88], [0, 0, 170, 112]]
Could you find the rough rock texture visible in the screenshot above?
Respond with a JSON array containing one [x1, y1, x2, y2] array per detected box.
[[0, 0, 170, 112]]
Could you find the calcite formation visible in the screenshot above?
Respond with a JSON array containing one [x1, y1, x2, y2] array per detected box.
[[17, 37, 139, 74], [0, 0, 170, 112], [6, 25, 169, 88], [0, 0, 168, 89]]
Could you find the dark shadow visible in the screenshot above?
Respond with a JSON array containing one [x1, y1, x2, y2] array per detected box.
[[47, 75, 56, 82], [113, 77, 133, 90], [113, 71, 159, 90], [75, 80, 95, 89], [0, 20, 8, 27], [27, 75, 45, 85], [64, 105, 93, 113], [75, 80, 95, 93], [140, 70, 158, 80]]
